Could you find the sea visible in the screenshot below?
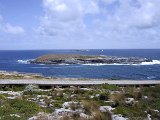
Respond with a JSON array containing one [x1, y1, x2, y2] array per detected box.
[[0, 49, 160, 80]]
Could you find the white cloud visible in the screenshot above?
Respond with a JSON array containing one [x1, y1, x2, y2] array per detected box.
[[105, 0, 160, 29], [3, 23, 24, 34], [36, 0, 160, 48], [37, 0, 99, 36], [0, 15, 24, 34]]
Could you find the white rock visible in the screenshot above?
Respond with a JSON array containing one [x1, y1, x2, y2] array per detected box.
[[7, 96, 16, 99], [90, 95, 94, 99], [80, 88, 92, 91], [125, 98, 134, 104], [96, 94, 100, 97], [28, 112, 53, 120], [29, 98, 37, 101], [48, 96, 52, 99], [39, 99, 44, 102], [154, 109, 159, 112], [70, 95, 76, 98], [10, 114, 20, 117], [62, 101, 79, 108], [0, 91, 22, 96], [143, 96, 148, 99], [112, 114, 128, 120], [28, 116, 36, 120], [147, 114, 151, 120], [80, 113, 90, 119], [110, 91, 121, 94], [54, 108, 74, 116], [99, 106, 115, 112], [38, 101, 46, 107]]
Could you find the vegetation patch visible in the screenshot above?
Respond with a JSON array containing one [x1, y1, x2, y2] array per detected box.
[[0, 84, 160, 119]]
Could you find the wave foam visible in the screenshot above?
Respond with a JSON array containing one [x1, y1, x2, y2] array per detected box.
[[17, 60, 30, 64], [58, 63, 70, 66], [17, 59, 160, 66], [140, 60, 160, 65], [32, 67, 50, 68], [82, 63, 131, 66], [147, 76, 156, 80], [82, 60, 160, 66]]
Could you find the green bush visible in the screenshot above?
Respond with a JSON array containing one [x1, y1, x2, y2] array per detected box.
[[113, 106, 147, 118], [0, 115, 22, 120], [0, 104, 17, 116], [8, 99, 42, 119], [54, 102, 62, 108]]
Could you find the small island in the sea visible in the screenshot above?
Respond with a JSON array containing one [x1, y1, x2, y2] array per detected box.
[[30, 54, 152, 65]]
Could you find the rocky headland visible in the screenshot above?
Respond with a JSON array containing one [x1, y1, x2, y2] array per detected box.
[[30, 54, 152, 65]]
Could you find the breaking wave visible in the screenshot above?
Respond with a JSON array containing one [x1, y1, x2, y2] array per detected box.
[[17, 59, 30, 64], [140, 60, 160, 65], [31, 67, 50, 68], [17, 59, 160, 66], [82, 60, 160, 66]]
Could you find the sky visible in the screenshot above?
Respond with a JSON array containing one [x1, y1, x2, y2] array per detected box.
[[0, 0, 160, 50]]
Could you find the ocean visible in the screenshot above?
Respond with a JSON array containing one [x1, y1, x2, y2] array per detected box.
[[0, 49, 160, 80]]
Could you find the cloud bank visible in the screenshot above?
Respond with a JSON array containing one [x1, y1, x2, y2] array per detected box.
[[0, 15, 24, 34], [35, 0, 160, 48], [1, 0, 160, 49]]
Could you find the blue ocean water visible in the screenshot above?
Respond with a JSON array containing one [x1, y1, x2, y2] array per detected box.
[[0, 49, 160, 80]]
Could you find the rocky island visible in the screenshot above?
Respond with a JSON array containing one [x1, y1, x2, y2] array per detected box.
[[30, 54, 152, 65]]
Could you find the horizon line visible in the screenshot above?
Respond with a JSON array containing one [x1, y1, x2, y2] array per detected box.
[[0, 48, 160, 51]]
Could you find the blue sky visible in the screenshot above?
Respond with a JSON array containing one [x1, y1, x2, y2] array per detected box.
[[0, 0, 160, 49]]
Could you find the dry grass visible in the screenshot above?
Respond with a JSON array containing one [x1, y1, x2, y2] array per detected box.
[[70, 102, 81, 111], [92, 111, 112, 120], [125, 87, 142, 99], [110, 93, 125, 105], [36, 113, 49, 120], [82, 101, 99, 115]]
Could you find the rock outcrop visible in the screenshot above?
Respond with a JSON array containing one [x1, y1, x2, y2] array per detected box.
[[30, 54, 152, 65]]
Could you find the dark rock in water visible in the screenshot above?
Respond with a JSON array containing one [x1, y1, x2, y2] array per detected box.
[[30, 54, 152, 65]]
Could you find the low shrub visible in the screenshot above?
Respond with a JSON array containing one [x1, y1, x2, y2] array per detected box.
[[9, 99, 42, 118], [93, 110, 112, 120], [110, 93, 125, 105]]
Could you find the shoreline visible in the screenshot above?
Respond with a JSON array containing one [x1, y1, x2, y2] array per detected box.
[[1, 70, 160, 81], [1, 70, 160, 86]]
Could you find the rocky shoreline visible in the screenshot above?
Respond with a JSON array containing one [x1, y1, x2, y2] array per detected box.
[[30, 54, 152, 65], [0, 71, 51, 79]]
